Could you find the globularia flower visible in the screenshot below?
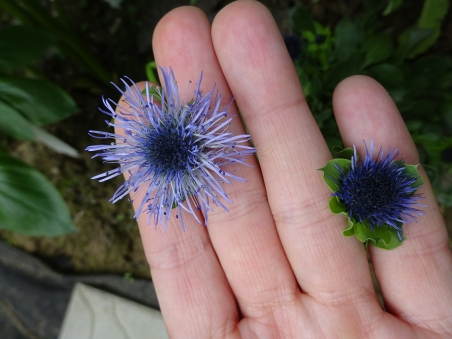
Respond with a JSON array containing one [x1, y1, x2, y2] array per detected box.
[[321, 140, 425, 249], [87, 67, 255, 230], [332, 141, 424, 241]]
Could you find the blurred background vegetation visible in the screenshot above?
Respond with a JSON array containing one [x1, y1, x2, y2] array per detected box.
[[0, 0, 450, 279]]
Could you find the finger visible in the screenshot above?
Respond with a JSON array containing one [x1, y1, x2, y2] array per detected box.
[[155, 3, 300, 322], [212, 0, 377, 307], [333, 75, 452, 332], [131, 7, 242, 337]]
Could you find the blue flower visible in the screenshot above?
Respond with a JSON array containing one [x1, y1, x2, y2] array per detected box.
[[332, 140, 425, 240], [283, 34, 303, 61], [86, 67, 255, 230]]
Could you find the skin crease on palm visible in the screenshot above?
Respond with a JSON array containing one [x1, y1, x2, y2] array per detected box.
[[114, 1, 452, 338]]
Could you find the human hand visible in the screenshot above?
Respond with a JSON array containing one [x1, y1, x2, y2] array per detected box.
[[120, 2, 452, 338]]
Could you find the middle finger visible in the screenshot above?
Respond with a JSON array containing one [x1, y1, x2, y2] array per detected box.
[[212, 1, 376, 306]]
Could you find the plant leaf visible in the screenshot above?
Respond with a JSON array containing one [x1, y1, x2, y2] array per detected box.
[[0, 152, 77, 236], [289, 4, 315, 35], [145, 61, 159, 84], [32, 126, 79, 158], [361, 34, 394, 69], [354, 221, 405, 250], [0, 100, 35, 140], [383, 0, 404, 15], [409, 0, 449, 58], [365, 63, 404, 88], [0, 26, 55, 72], [319, 159, 351, 192], [331, 146, 354, 160], [395, 28, 433, 63], [333, 20, 364, 61], [404, 164, 424, 187], [412, 55, 452, 85], [140, 84, 161, 103], [326, 53, 364, 89], [102, 0, 122, 9], [0, 77, 77, 125], [342, 219, 355, 236], [329, 196, 346, 214], [422, 165, 436, 184], [395, 0, 449, 60]]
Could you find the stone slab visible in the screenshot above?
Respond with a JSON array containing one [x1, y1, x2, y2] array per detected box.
[[59, 283, 168, 339]]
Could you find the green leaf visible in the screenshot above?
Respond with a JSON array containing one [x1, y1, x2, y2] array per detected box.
[[297, 69, 312, 97], [342, 219, 355, 236], [422, 165, 436, 184], [365, 63, 404, 88], [412, 55, 452, 84], [0, 26, 55, 72], [333, 20, 364, 61], [326, 53, 364, 89], [172, 195, 187, 209], [331, 146, 354, 160], [405, 120, 423, 132], [383, 0, 404, 15], [289, 4, 315, 35], [329, 196, 346, 214], [0, 77, 77, 125], [396, 0, 449, 60], [102, 0, 122, 9], [140, 85, 161, 104], [0, 100, 36, 140], [32, 125, 79, 158], [404, 164, 424, 187], [145, 61, 159, 84], [354, 221, 405, 250], [319, 158, 351, 192], [395, 28, 433, 62], [355, 222, 389, 244], [410, 0, 449, 57], [0, 152, 77, 236], [361, 34, 394, 69], [337, 213, 405, 249]]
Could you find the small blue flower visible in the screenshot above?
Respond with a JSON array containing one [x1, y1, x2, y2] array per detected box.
[[86, 67, 255, 230], [283, 34, 303, 61], [332, 140, 425, 240]]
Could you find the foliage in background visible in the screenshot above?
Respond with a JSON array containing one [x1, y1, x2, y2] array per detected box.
[[0, 0, 111, 85], [145, 61, 159, 84], [288, 0, 452, 206], [0, 24, 78, 236]]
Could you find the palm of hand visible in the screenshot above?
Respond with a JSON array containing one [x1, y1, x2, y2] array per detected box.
[[118, 2, 452, 338]]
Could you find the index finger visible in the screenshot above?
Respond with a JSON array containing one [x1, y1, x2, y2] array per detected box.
[[118, 8, 240, 337]]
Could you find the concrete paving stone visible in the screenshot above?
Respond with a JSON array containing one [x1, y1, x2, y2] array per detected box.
[[59, 283, 168, 339]]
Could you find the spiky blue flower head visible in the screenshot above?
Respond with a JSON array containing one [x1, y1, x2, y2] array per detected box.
[[332, 140, 425, 241], [86, 67, 255, 230]]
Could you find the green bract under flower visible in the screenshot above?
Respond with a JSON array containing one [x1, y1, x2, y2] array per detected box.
[[320, 142, 425, 250]]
